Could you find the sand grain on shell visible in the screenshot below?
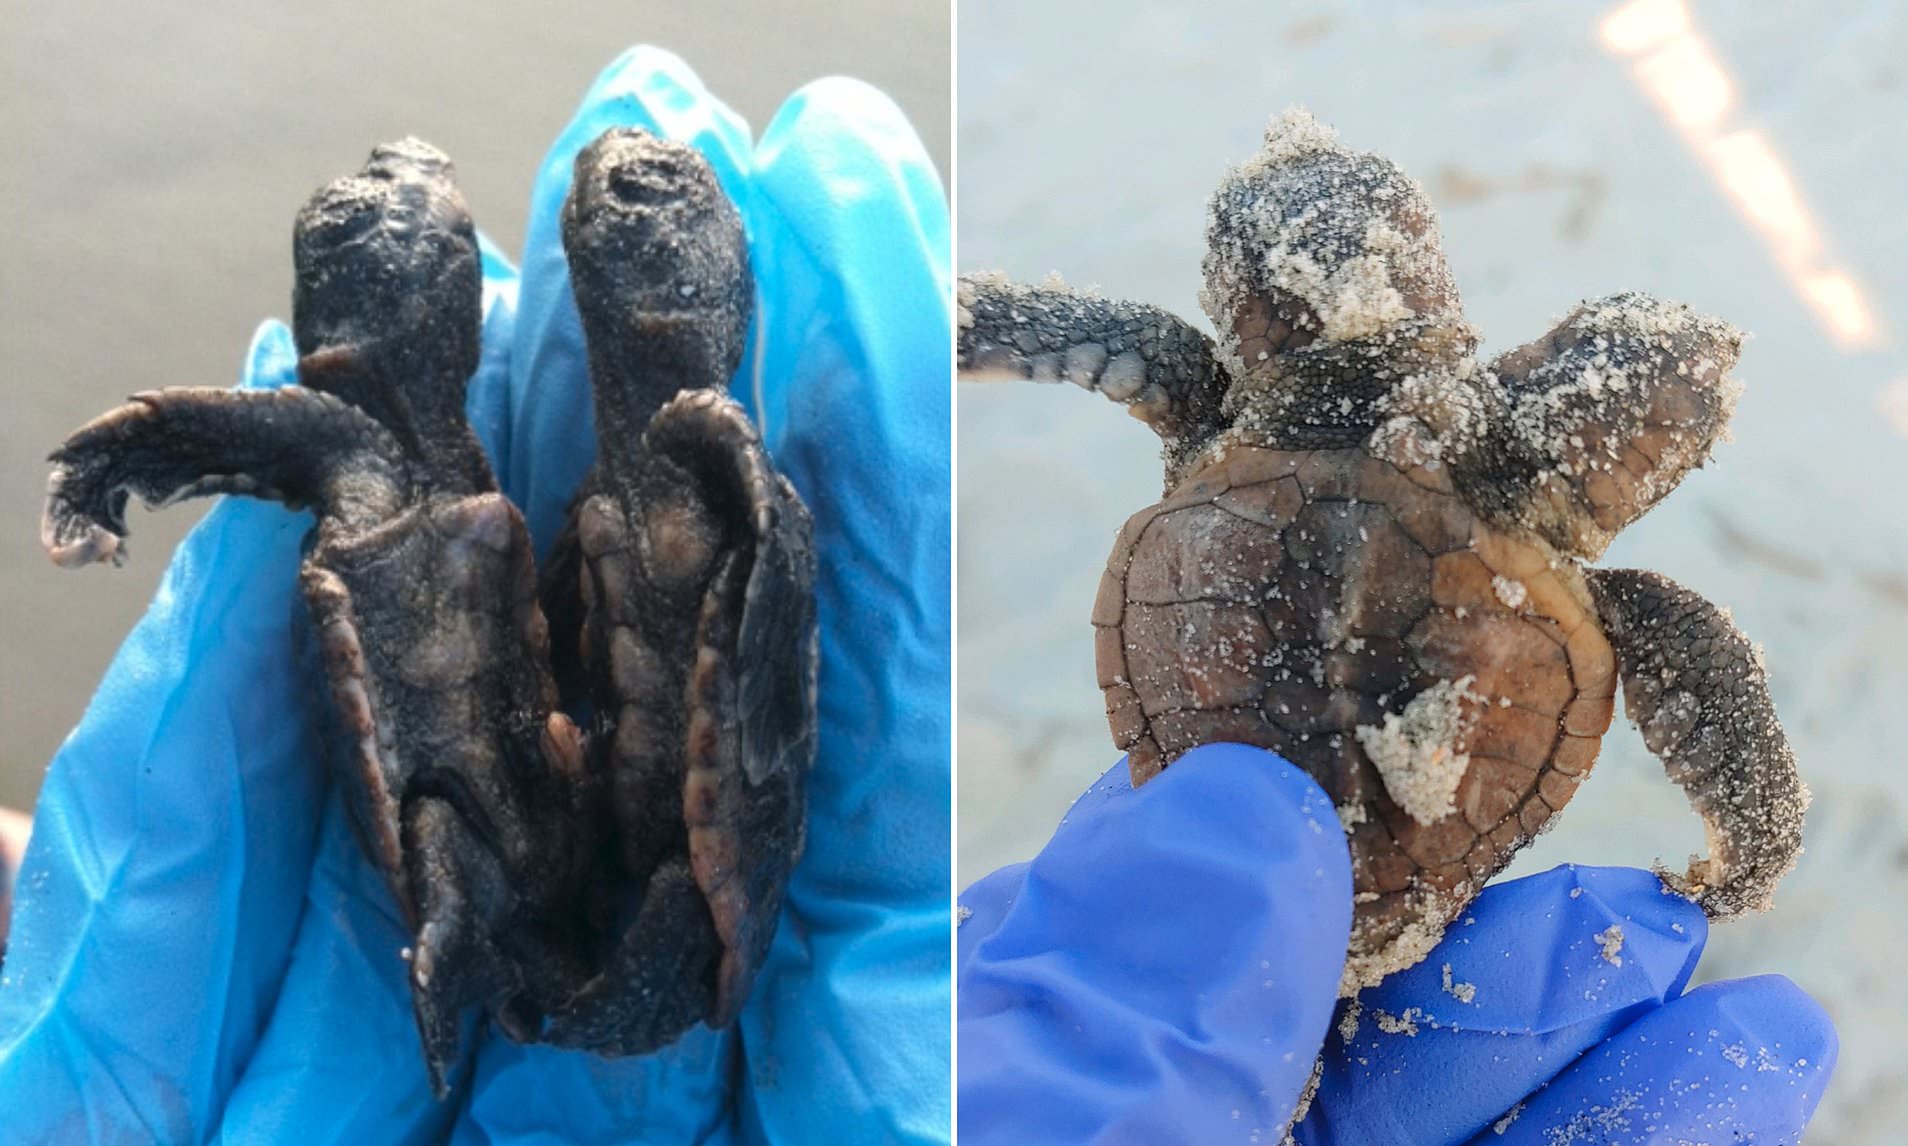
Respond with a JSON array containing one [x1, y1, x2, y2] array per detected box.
[[1354, 675, 1480, 826]]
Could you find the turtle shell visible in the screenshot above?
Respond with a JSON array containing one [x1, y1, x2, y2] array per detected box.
[[1094, 443, 1618, 989]]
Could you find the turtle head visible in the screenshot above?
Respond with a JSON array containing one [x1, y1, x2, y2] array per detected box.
[[1478, 293, 1745, 558], [291, 139, 483, 437], [562, 129, 753, 408], [1198, 111, 1477, 436]]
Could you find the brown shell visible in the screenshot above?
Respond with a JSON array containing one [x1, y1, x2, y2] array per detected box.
[[1095, 445, 1617, 989]]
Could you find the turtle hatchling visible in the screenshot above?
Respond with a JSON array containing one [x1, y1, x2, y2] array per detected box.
[[42, 130, 817, 1087], [959, 110, 1806, 991]]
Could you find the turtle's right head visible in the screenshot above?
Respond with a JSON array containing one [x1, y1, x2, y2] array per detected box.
[[562, 129, 753, 398]]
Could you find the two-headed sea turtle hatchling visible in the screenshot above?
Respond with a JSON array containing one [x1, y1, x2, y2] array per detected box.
[[958, 110, 1806, 991], [39, 130, 820, 1090]]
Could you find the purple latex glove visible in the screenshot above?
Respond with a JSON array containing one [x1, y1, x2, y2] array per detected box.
[[957, 743, 1837, 1144]]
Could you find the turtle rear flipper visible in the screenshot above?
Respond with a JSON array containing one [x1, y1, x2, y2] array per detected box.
[[42, 386, 409, 567], [958, 273, 1232, 481], [1588, 568, 1806, 917], [539, 858, 723, 1055], [403, 795, 522, 1097]]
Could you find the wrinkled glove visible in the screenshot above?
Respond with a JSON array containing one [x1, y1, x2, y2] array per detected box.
[[957, 743, 1836, 1145], [0, 46, 949, 1146]]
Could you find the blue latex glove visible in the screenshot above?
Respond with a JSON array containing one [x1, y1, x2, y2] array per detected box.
[[0, 47, 949, 1145], [958, 744, 1837, 1145]]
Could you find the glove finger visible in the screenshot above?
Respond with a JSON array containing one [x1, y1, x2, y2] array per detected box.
[[213, 791, 455, 1144], [501, 44, 754, 552], [454, 1028, 738, 1146], [1475, 975, 1836, 1146], [959, 744, 1351, 1146], [1296, 865, 1708, 1146], [213, 259, 526, 1140], [0, 322, 327, 1141], [455, 49, 757, 1141], [737, 79, 952, 1146], [464, 232, 522, 472], [954, 861, 1028, 970]]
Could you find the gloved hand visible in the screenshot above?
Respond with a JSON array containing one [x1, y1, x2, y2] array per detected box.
[[0, 46, 950, 1146], [958, 744, 1837, 1145]]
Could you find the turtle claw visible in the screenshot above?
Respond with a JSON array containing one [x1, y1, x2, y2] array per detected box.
[[405, 940, 463, 1100]]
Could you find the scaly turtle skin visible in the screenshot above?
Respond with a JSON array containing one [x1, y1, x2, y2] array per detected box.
[[959, 111, 1806, 991], [42, 140, 591, 1090], [536, 129, 818, 1054]]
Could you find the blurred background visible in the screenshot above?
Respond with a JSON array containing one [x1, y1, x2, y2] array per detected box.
[[959, 0, 1905, 1138], [0, 2, 948, 813]]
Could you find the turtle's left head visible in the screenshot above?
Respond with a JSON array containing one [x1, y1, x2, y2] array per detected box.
[[291, 137, 483, 392], [1199, 109, 1479, 423]]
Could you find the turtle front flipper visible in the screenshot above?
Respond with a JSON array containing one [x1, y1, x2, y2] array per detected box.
[[958, 273, 1233, 480], [1443, 293, 1742, 560], [644, 393, 817, 1023], [42, 386, 408, 567], [1587, 568, 1806, 917], [582, 390, 816, 1034]]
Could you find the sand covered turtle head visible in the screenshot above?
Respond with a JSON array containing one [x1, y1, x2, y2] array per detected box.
[[1198, 111, 1477, 432]]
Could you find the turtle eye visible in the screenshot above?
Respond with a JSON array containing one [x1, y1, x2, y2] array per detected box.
[[606, 155, 686, 209], [305, 199, 382, 252]]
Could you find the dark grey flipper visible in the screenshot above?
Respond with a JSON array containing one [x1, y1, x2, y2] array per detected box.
[[630, 390, 816, 1027], [539, 859, 723, 1056], [42, 386, 408, 567], [1588, 568, 1806, 917], [958, 273, 1233, 482], [639, 392, 819, 795], [402, 796, 518, 1098], [1455, 293, 1742, 560]]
